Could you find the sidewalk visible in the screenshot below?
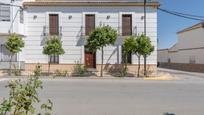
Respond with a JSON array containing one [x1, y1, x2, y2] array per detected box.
[[158, 67, 204, 79]]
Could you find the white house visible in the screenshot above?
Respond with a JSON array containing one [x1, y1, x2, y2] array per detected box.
[[158, 21, 204, 72], [0, 0, 24, 69], [0, 0, 159, 75]]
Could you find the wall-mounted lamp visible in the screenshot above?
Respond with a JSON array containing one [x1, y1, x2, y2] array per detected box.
[[107, 15, 110, 20], [141, 16, 145, 20], [68, 15, 72, 20], [33, 15, 37, 20]]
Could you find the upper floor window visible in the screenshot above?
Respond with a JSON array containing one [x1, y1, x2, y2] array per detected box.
[[0, 5, 10, 21], [85, 14, 95, 36], [122, 14, 132, 36], [49, 14, 59, 35]]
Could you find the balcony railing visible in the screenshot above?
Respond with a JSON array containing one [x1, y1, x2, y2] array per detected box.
[[43, 26, 62, 37]]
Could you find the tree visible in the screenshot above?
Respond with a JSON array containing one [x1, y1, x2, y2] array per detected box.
[[87, 25, 117, 77], [43, 36, 65, 75], [5, 33, 24, 76], [122, 36, 137, 76], [122, 36, 137, 67], [139, 34, 154, 77], [135, 36, 144, 77]]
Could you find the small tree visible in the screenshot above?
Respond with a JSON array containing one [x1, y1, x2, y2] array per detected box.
[[122, 36, 137, 76], [43, 36, 65, 75], [122, 36, 137, 77], [5, 33, 24, 76], [139, 34, 154, 77], [135, 36, 144, 77], [87, 25, 117, 77]]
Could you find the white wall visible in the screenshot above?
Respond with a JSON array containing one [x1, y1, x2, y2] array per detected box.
[[24, 6, 157, 65], [158, 27, 204, 64], [0, 0, 24, 35], [157, 49, 168, 63]]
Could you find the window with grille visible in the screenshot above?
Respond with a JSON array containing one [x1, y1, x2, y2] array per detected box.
[[0, 5, 10, 21], [49, 54, 59, 64], [122, 46, 132, 64], [0, 44, 17, 62], [20, 9, 23, 23]]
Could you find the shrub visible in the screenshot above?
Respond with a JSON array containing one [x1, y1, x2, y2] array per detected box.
[[0, 65, 53, 115], [12, 64, 22, 76], [54, 69, 68, 77], [73, 62, 87, 75], [119, 66, 128, 77], [34, 63, 42, 76]]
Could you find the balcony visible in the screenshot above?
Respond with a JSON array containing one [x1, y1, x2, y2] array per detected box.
[[42, 26, 63, 37]]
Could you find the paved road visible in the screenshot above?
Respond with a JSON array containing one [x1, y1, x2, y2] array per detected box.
[[0, 69, 204, 115]]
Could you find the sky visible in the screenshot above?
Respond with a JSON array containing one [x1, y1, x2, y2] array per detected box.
[[158, 0, 204, 49]]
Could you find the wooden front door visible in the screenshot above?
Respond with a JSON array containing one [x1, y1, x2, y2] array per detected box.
[[85, 52, 96, 68]]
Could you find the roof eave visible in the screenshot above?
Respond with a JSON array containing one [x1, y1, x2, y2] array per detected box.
[[23, 2, 160, 8]]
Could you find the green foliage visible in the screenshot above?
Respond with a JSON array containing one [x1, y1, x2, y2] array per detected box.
[[73, 62, 87, 75], [87, 25, 117, 77], [87, 25, 117, 52], [137, 34, 154, 57], [119, 66, 128, 77], [5, 33, 25, 76], [33, 63, 42, 76], [137, 34, 154, 76], [123, 36, 138, 55], [42, 36, 65, 75], [43, 36, 65, 56], [5, 33, 24, 54], [122, 36, 137, 65], [0, 65, 53, 115], [54, 69, 68, 77]]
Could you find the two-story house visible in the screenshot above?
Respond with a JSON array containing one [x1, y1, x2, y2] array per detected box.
[[0, 0, 24, 69], [1, 0, 159, 75]]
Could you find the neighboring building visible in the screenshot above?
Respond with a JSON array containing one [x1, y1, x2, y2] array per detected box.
[[0, 0, 159, 75], [0, 0, 24, 69], [158, 21, 204, 72]]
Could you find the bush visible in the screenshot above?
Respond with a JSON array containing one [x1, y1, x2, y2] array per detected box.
[[119, 67, 128, 77], [54, 69, 68, 77], [12, 64, 22, 76], [73, 62, 87, 75], [0, 65, 53, 115], [33, 63, 42, 76]]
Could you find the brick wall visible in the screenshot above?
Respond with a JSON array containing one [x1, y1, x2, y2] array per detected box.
[[159, 62, 204, 73]]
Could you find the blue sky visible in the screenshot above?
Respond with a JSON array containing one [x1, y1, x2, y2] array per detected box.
[[158, 0, 204, 49]]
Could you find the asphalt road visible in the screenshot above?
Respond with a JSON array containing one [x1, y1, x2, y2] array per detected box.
[[0, 69, 204, 115]]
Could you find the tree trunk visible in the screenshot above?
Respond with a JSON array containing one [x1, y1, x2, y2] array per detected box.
[[9, 54, 13, 76], [144, 55, 147, 77], [100, 47, 104, 77], [48, 56, 51, 76], [137, 55, 140, 77]]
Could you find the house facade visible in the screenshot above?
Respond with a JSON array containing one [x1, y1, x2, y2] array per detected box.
[[0, 0, 159, 75], [158, 21, 204, 72], [0, 0, 24, 69]]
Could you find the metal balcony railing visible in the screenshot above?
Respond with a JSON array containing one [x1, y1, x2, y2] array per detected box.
[[43, 26, 62, 37]]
